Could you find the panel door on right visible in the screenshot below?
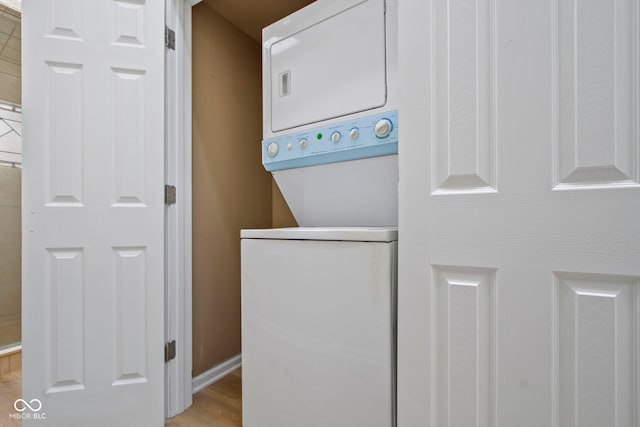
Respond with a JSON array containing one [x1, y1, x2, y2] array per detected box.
[[397, 0, 640, 426]]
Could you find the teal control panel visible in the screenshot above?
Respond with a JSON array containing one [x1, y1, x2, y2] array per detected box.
[[262, 110, 398, 172]]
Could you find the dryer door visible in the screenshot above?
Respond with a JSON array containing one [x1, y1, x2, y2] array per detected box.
[[268, 0, 387, 132]]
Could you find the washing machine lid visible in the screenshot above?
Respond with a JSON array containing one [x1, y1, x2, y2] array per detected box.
[[241, 227, 398, 242]]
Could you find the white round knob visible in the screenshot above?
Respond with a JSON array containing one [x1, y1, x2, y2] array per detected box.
[[349, 128, 360, 140], [287, 142, 293, 150], [267, 142, 279, 157], [299, 138, 308, 149], [374, 118, 393, 138], [330, 131, 341, 143]]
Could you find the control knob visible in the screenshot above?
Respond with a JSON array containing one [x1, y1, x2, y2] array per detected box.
[[374, 118, 393, 138], [267, 142, 279, 157], [330, 131, 342, 143]]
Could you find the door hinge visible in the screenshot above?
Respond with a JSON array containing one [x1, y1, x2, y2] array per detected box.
[[165, 26, 176, 50], [165, 340, 176, 363], [165, 184, 176, 205]]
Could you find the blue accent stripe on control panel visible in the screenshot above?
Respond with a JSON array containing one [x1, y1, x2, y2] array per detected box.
[[264, 142, 398, 172], [263, 110, 398, 172]]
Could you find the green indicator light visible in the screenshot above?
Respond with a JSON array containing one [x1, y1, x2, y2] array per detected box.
[[316, 133, 323, 140]]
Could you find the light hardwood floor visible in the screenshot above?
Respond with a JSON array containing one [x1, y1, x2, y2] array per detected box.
[[0, 369, 21, 427], [0, 368, 242, 427], [166, 369, 242, 427]]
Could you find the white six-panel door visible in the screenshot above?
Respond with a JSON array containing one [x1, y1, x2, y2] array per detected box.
[[398, 0, 639, 426], [22, 1, 165, 426]]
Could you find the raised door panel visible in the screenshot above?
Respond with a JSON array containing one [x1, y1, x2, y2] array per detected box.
[[47, 0, 83, 40], [435, 266, 495, 427], [45, 248, 85, 393], [111, 67, 147, 206], [555, 0, 639, 188], [111, 0, 146, 47], [433, 0, 496, 193], [45, 62, 83, 206], [555, 272, 639, 427], [112, 246, 148, 386]]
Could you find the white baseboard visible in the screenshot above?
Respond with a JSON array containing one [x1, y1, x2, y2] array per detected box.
[[191, 353, 242, 394], [0, 344, 21, 357]]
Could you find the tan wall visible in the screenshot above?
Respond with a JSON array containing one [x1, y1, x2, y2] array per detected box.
[[0, 166, 21, 348], [192, 4, 289, 376]]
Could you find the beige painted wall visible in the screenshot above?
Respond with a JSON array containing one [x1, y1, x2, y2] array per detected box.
[[192, 4, 296, 376], [0, 166, 21, 348]]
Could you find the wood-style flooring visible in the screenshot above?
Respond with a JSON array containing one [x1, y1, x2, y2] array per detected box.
[[167, 369, 242, 427], [0, 368, 242, 427], [0, 369, 21, 427]]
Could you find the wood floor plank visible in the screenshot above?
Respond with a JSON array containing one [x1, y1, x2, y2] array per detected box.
[[0, 367, 242, 427], [0, 369, 22, 427], [166, 368, 242, 427]]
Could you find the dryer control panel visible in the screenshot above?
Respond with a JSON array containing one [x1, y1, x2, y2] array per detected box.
[[262, 110, 398, 172]]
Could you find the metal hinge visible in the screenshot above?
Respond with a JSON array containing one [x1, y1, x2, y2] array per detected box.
[[165, 340, 176, 363], [165, 26, 176, 50], [165, 184, 176, 205]]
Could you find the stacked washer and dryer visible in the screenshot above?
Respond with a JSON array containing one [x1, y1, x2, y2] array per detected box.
[[241, 0, 398, 425]]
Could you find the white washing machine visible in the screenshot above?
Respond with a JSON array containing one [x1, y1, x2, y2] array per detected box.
[[241, 227, 397, 427]]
